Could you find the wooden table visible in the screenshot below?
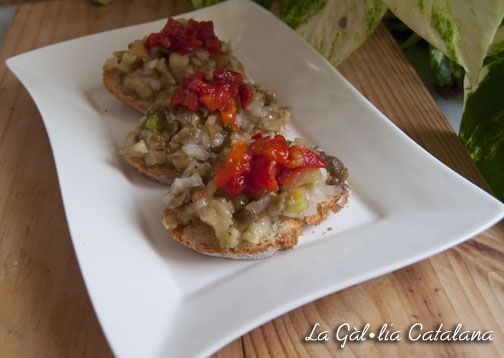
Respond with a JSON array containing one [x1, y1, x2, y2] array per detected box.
[[0, 1, 502, 357]]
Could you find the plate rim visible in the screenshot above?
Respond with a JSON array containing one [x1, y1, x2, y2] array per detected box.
[[6, 0, 504, 356]]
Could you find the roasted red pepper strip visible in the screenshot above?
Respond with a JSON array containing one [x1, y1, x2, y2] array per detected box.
[[249, 134, 289, 165], [144, 18, 221, 54], [171, 68, 253, 128], [238, 83, 254, 108], [276, 168, 304, 189], [285, 145, 326, 169], [248, 156, 278, 191], [213, 141, 252, 196], [213, 134, 327, 197]]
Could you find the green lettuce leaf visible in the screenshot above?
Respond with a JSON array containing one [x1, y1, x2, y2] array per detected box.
[[281, 0, 387, 66], [460, 23, 504, 200], [383, 0, 504, 89]]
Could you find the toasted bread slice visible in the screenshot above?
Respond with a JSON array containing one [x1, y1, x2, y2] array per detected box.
[[103, 59, 246, 112], [163, 186, 350, 260], [122, 155, 179, 184], [303, 184, 350, 226], [103, 71, 151, 111], [164, 209, 303, 259]]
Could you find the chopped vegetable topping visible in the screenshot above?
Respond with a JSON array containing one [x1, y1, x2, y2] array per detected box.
[[277, 168, 321, 189], [285, 188, 309, 214], [170, 68, 254, 128], [213, 134, 326, 198], [213, 141, 252, 196], [245, 156, 278, 198], [249, 134, 289, 164], [143, 112, 164, 132], [144, 18, 221, 54]]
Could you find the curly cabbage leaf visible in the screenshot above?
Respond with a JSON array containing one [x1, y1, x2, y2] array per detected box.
[[460, 23, 504, 200]]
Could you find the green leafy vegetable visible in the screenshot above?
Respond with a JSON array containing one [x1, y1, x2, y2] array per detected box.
[[428, 45, 464, 96], [282, 0, 387, 66], [384, 13, 412, 40], [460, 23, 504, 200], [384, 14, 423, 50], [383, 0, 504, 89], [143, 112, 164, 132], [462, 112, 504, 200], [280, 0, 327, 29]]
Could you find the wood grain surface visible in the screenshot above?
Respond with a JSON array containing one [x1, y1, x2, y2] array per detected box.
[[0, 1, 502, 357]]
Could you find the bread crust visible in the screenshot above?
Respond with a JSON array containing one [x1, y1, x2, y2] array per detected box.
[[164, 209, 303, 259], [103, 71, 151, 111], [303, 184, 350, 226], [103, 57, 246, 112], [122, 155, 179, 184], [163, 185, 350, 259]]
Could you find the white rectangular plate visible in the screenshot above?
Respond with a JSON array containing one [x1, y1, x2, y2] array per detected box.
[[6, 0, 504, 356]]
